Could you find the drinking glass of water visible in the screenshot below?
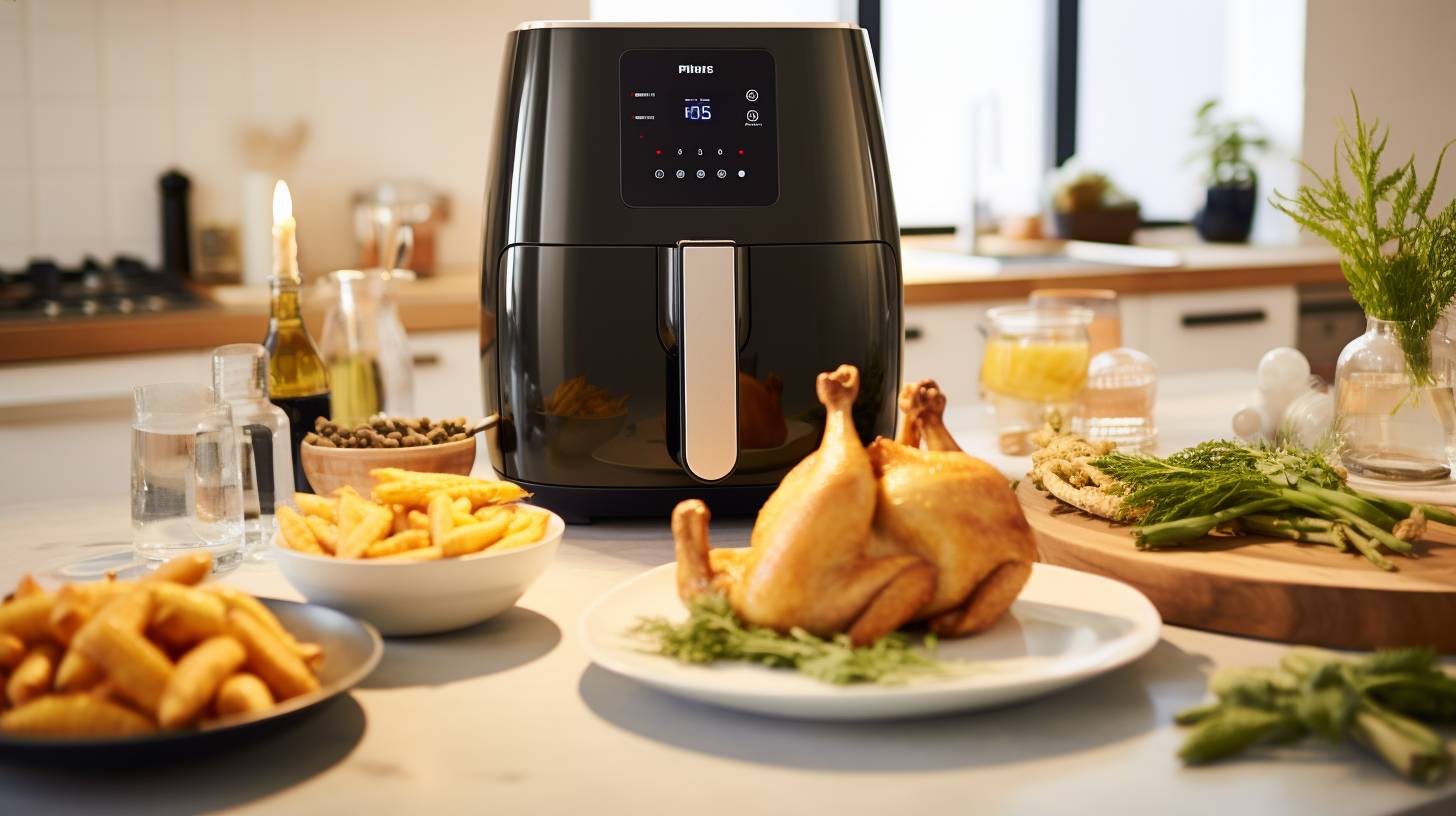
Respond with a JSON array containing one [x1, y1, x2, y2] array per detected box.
[[131, 383, 244, 571]]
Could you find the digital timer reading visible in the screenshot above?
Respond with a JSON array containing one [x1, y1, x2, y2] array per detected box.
[[683, 98, 712, 120]]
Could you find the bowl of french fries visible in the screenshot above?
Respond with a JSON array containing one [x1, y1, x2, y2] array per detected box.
[[0, 553, 382, 745], [540, 376, 628, 457], [273, 469, 563, 636]]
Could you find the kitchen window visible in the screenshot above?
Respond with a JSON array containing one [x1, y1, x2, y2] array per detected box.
[[592, 1, 1305, 236]]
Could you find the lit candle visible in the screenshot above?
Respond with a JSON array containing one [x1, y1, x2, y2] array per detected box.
[[272, 180, 299, 283]]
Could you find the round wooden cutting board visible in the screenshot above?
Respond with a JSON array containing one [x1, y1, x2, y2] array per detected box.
[[1015, 479, 1456, 652]]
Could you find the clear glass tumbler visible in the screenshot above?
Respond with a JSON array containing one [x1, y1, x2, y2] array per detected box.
[[131, 383, 244, 571], [980, 305, 1092, 454]]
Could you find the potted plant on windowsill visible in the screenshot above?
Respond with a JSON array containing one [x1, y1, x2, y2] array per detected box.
[[1272, 95, 1456, 481], [1191, 99, 1267, 243]]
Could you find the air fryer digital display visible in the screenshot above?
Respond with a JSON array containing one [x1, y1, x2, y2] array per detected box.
[[620, 49, 778, 207]]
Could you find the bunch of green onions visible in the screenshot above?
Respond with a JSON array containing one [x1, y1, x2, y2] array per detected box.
[[1094, 442, 1455, 570]]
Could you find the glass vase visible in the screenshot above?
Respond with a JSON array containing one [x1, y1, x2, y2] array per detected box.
[[1333, 316, 1456, 481]]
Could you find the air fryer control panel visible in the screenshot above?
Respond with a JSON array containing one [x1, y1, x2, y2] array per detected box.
[[619, 49, 778, 207]]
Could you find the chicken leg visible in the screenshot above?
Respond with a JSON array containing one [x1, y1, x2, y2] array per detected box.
[[871, 381, 1035, 635], [673, 365, 936, 644], [896, 380, 961, 452]]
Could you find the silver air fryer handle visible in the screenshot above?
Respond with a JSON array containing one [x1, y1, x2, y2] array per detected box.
[[676, 240, 739, 482]]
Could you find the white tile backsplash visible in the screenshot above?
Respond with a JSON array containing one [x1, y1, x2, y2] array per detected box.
[[26, 25, 100, 98], [100, 0, 172, 100], [103, 101, 174, 168], [34, 172, 106, 242], [0, 99, 29, 170], [25, 0, 100, 32], [0, 26, 25, 96], [0, 174, 35, 244], [104, 168, 159, 242], [30, 100, 102, 168], [5, 0, 589, 269]]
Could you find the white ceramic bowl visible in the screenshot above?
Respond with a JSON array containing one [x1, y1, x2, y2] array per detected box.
[[273, 510, 563, 636]]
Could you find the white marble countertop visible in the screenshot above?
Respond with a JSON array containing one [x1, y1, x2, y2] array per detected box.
[[0, 370, 1452, 816]]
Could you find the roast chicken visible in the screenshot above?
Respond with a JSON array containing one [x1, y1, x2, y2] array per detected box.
[[673, 365, 1037, 645]]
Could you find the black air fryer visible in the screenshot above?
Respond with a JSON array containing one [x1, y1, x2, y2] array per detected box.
[[481, 22, 902, 521]]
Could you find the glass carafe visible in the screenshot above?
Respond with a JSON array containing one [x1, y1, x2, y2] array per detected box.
[[318, 269, 414, 426], [212, 343, 294, 559], [980, 305, 1092, 454], [1334, 317, 1456, 480]]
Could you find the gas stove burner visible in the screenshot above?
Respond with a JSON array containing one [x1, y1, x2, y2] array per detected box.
[[0, 255, 205, 321]]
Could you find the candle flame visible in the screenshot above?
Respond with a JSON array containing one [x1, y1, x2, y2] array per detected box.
[[272, 180, 293, 224]]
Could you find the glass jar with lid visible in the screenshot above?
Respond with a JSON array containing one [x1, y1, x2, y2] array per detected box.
[[980, 305, 1092, 454]]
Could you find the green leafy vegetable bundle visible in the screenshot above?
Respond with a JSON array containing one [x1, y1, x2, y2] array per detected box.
[[1177, 647, 1456, 784], [1090, 440, 1456, 570], [631, 594, 966, 685]]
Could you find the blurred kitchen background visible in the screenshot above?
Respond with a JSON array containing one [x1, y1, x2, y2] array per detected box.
[[3, 0, 1456, 502], [2, 0, 1453, 271]]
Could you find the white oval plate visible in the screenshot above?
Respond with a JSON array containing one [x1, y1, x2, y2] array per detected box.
[[580, 561, 1161, 721]]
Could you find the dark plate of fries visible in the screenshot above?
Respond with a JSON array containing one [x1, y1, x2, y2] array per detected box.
[[0, 597, 382, 752]]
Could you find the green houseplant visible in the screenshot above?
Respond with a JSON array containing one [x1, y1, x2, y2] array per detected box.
[[1191, 99, 1267, 242], [1271, 95, 1456, 480]]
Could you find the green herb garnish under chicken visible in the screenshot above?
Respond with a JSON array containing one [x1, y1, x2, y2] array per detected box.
[[631, 595, 971, 685]]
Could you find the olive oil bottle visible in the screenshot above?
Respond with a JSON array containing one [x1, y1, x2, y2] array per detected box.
[[264, 181, 331, 493]]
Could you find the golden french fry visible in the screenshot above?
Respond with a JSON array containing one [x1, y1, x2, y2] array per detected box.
[[49, 579, 132, 645], [225, 610, 318, 701], [391, 505, 409, 535], [12, 575, 43, 600], [338, 504, 392, 559], [277, 505, 325, 555], [159, 636, 247, 729], [377, 545, 444, 562], [407, 510, 430, 530], [293, 492, 336, 521], [427, 481, 532, 509], [87, 585, 154, 633], [144, 552, 214, 586], [0, 633, 25, 669], [304, 515, 339, 555], [507, 509, 535, 535], [214, 672, 274, 717], [1, 694, 155, 737], [493, 511, 550, 552], [451, 511, 480, 528], [451, 497, 471, 514], [55, 649, 105, 693], [150, 583, 227, 649], [7, 642, 59, 706], [440, 512, 511, 557], [427, 493, 454, 547], [363, 530, 430, 559], [0, 593, 56, 644], [72, 620, 173, 715], [338, 492, 370, 542], [473, 505, 510, 524], [370, 468, 472, 486]]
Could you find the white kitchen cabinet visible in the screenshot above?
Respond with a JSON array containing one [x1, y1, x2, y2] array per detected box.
[[1121, 286, 1297, 376], [408, 329, 484, 420], [902, 300, 1015, 398]]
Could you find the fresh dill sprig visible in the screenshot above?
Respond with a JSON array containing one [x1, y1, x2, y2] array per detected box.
[[631, 594, 969, 685], [1270, 94, 1456, 385]]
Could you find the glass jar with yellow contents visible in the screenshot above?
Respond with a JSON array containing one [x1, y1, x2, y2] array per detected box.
[[980, 305, 1092, 454]]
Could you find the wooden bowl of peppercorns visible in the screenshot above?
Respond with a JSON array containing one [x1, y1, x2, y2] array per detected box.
[[300, 415, 480, 497]]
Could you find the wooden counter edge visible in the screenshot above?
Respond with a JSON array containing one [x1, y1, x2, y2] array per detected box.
[[904, 261, 1344, 305]]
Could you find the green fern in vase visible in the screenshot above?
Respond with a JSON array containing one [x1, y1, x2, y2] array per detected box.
[[1271, 95, 1456, 385]]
